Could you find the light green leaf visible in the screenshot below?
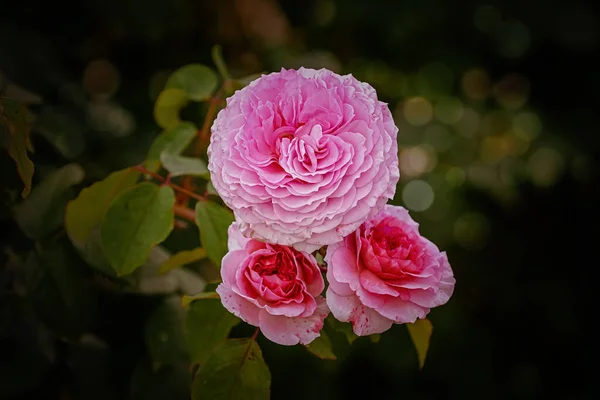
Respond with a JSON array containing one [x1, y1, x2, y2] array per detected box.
[[0, 98, 34, 197], [165, 64, 218, 102], [101, 182, 175, 276], [326, 315, 358, 344], [191, 339, 270, 400], [145, 296, 189, 365], [145, 123, 197, 172], [158, 247, 207, 274], [181, 291, 219, 307], [160, 153, 209, 178], [194, 201, 234, 266], [66, 168, 140, 245], [14, 163, 85, 239], [185, 298, 239, 365], [407, 318, 433, 370], [305, 331, 336, 360], [154, 88, 189, 130], [206, 181, 218, 196]]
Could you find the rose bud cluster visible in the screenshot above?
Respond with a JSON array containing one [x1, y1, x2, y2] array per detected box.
[[209, 68, 454, 345]]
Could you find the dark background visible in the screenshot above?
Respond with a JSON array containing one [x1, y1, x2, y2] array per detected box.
[[1, 0, 598, 399]]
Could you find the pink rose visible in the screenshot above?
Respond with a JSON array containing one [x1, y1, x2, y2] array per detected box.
[[325, 205, 455, 335], [208, 68, 399, 252], [216, 223, 329, 345]]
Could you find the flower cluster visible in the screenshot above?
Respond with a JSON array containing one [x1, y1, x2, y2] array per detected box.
[[209, 68, 455, 345]]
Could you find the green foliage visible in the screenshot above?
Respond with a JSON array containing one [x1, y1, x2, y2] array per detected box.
[[146, 122, 197, 172], [326, 315, 358, 344], [194, 200, 234, 266], [181, 291, 219, 306], [165, 64, 218, 102], [305, 331, 337, 360], [0, 97, 34, 198], [158, 247, 207, 274], [22, 239, 98, 338], [129, 360, 191, 400], [154, 88, 189, 130], [185, 298, 240, 365], [160, 153, 209, 178], [406, 318, 433, 369], [14, 163, 85, 239], [191, 339, 271, 400], [101, 182, 175, 276], [145, 296, 190, 365]]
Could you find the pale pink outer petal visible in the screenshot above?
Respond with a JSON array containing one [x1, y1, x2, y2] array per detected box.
[[326, 287, 393, 336], [227, 222, 250, 251], [258, 297, 330, 346], [216, 284, 260, 326], [375, 296, 429, 324], [408, 252, 455, 308]]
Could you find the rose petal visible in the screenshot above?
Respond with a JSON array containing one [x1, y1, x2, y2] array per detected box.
[[258, 297, 329, 345], [325, 287, 393, 336], [216, 284, 260, 326]]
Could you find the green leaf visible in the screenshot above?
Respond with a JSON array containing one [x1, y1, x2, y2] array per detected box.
[[101, 182, 175, 276], [305, 331, 336, 360], [191, 339, 270, 400], [185, 298, 240, 365], [0, 98, 34, 198], [165, 64, 218, 102], [145, 296, 189, 365], [158, 247, 207, 274], [154, 88, 189, 130], [181, 291, 219, 307], [232, 73, 263, 91], [370, 334, 381, 344], [194, 201, 234, 267], [326, 315, 358, 344], [406, 318, 433, 370], [22, 239, 98, 338], [14, 163, 85, 239], [145, 123, 197, 172], [160, 153, 209, 178], [206, 181, 218, 196], [66, 168, 140, 246]]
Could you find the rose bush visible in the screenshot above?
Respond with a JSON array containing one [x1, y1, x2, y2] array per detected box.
[[208, 67, 399, 252], [216, 223, 329, 345], [325, 205, 455, 335]]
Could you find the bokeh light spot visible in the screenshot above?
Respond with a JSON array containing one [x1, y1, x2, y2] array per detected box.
[[404, 96, 433, 126], [493, 74, 530, 110], [528, 147, 565, 187], [461, 68, 491, 100], [435, 97, 464, 124], [453, 107, 480, 137], [399, 146, 437, 178], [424, 124, 453, 152], [83, 59, 120, 99], [402, 180, 435, 212], [495, 20, 531, 58], [513, 111, 542, 141], [446, 167, 466, 186], [453, 212, 490, 250]]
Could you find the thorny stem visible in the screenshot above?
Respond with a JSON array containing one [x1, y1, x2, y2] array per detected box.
[[132, 165, 205, 202]]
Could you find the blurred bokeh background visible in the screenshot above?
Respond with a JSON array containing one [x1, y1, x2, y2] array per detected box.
[[1, 0, 598, 399]]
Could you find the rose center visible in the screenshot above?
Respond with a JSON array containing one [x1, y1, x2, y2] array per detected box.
[[252, 252, 296, 281]]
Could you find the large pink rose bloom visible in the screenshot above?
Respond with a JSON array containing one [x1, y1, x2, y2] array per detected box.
[[325, 205, 455, 335], [208, 68, 399, 252], [216, 223, 329, 345]]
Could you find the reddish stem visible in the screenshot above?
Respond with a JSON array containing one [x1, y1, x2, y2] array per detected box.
[[251, 327, 260, 341], [132, 165, 205, 202], [173, 204, 196, 223]]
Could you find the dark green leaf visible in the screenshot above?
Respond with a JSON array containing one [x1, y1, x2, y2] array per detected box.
[[191, 339, 270, 400], [101, 182, 175, 276], [185, 298, 239, 365], [326, 315, 358, 344], [145, 296, 189, 364], [14, 163, 85, 239], [154, 88, 189, 130], [165, 64, 218, 102], [305, 331, 336, 360], [0, 97, 34, 198], [407, 318, 433, 370], [145, 122, 197, 172], [160, 153, 209, 178], [129, 359, 191, 400], [22, 239, 98, 338], [194, 201, 234, 266], [158, 247, 207, 274]]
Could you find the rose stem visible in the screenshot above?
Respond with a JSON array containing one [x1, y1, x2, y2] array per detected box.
[[173, 204, 196, 223], [132, 165, 206, 202], [319, 266, 328, 273], [251, 327, 260, 341], [195, 86, 225, 156]]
